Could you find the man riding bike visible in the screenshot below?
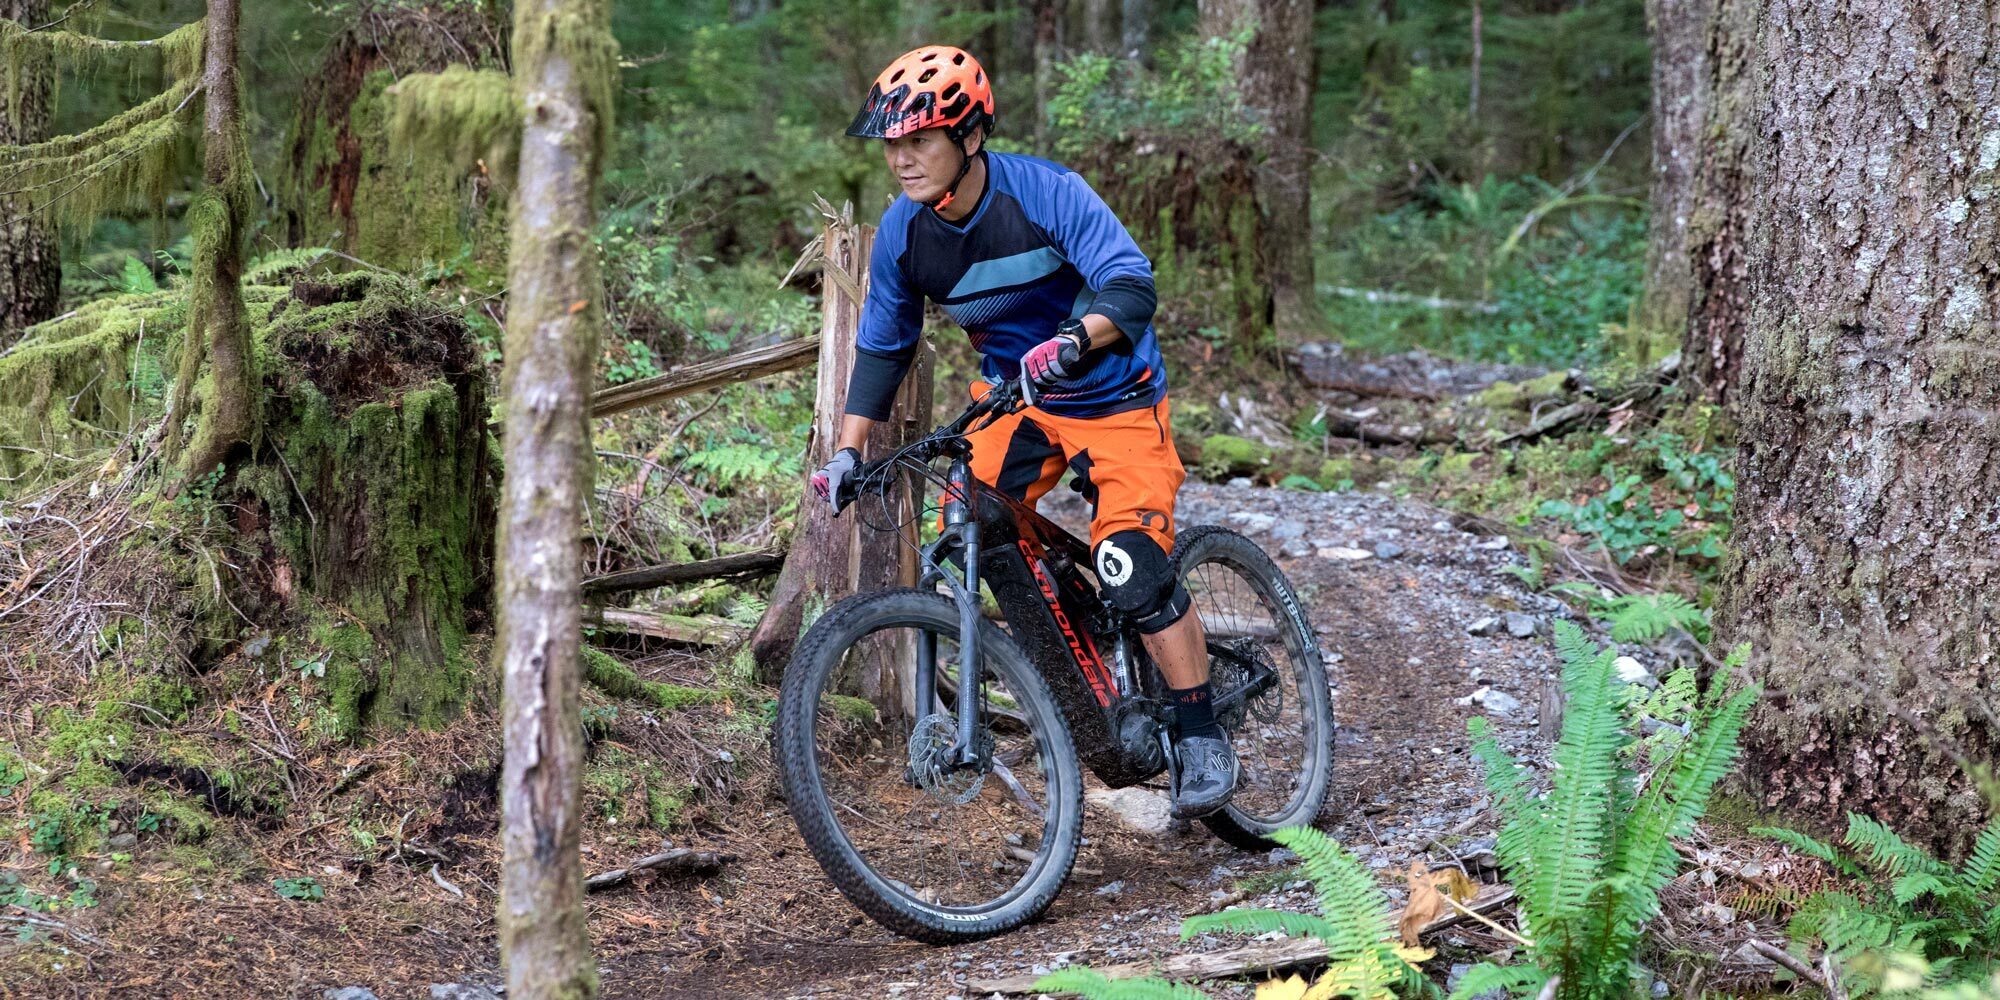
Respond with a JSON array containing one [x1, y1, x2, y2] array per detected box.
[[809, 45, 1237, 819]]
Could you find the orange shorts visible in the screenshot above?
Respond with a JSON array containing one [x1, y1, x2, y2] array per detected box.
[[961, 382, 1185, 554]]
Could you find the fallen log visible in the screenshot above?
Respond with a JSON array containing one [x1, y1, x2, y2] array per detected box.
[[589, 336, 820, 418], [594, 607, 746, 646], [584, 848, 733, 892], [1322, 410, 1456, 448], [969, 884, 1516, 994], [582, 550, 783, 596]]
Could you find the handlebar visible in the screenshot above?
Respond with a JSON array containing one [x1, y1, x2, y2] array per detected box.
[[833, 373, 1047, 508]]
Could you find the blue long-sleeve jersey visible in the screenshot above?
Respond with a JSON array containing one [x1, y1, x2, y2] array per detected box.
[[843, 151, 1164, 421]]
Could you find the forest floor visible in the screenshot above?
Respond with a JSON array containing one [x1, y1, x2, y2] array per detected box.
[[2, 349, 1790, 1000]]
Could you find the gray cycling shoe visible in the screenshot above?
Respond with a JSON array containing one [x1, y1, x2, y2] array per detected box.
[[1169, 733, 1240, 819]]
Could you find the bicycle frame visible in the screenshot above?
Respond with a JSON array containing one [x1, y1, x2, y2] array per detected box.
[[914, 441, 1171, 789]]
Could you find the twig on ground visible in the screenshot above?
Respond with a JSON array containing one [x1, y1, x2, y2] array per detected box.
[[584, 848, 732, 892], [1535, 975, 1563, 1000], [1441, 890, 1533, 948], [1749, 940, 1831, 990]]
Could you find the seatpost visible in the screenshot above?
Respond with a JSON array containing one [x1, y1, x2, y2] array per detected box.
[[944, 455, 984, 767]]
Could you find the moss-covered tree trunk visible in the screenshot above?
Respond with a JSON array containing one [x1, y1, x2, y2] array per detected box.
[[0, 0, 60, 346], [494, 0, 615, 996], [1723, 0, 2000, 855], [170, 0, 254, 476], [1679, 0, 1760, 405], [284, 2, 508, 273], [1199, 0, 1315, 341], [1631, 0, 1709, 365]]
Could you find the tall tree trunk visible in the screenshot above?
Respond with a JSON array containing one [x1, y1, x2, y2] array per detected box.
[[0, 0, 59, 345], [1120, 0, 1149, 60], [1467, 0, 1482, 124], [1632, 0, 1711, 367], [1679, 0, 1760, 404], [1084, 0, 1117, 52], [1724, 0, 2000, 855], [1200, 0, 1316, 340], [1031, 0, 1059, 152], [173, 0, 255, 476], [495, 0, 615, 996]]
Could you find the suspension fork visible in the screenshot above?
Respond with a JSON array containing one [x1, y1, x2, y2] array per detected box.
[[913, 455, 986, 768]]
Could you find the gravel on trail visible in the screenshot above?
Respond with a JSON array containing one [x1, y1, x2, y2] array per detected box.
[[604, 483, 1576, 1000]]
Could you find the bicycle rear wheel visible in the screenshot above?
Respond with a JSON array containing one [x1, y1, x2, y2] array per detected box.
[[777, 588, 1083, 943], [1173, 526, 1335, 850]]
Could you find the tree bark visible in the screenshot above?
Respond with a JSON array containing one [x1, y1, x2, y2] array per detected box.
[[1031, 0, 1060, 152], [171, 0, 255, 476], [1200, 0, 1316, 339], [750, 216, 934, 707], [1120, 0, 1150, 60], [1084, 0, 1118, 53], [495, 0, 615, 996], [0, 0, 59, 346], [1679, 0, 1761, 403], [1632, 0, 1711, 366], [1724, 0, 2000, 855]]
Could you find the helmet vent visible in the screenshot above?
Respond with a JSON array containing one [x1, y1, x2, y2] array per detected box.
[[890, 69, 904, 83], [952, 52, 966, 64], [920, 51, 937, 61], [941, 82, 962, 102], [918, 67, 938, 83]]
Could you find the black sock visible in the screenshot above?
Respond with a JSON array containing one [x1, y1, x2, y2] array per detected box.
[[1169, 683, 1225, 741]]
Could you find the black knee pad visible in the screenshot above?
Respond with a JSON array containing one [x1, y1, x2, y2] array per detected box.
[[1093, 530, 1191, 634]]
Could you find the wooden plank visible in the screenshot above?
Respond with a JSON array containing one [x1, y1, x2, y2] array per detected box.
[[594, 608, 746, 646], [968, 884, 1516, 995], [581, 551, 783, 595], [588, 336, 820, 417]]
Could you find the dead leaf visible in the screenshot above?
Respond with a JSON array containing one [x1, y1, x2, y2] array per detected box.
[[569, 299, 589, 314], [1398, 860, 1479, 946], [1257, 974, 1310, 1000], [1394, 944, 1437, 965]]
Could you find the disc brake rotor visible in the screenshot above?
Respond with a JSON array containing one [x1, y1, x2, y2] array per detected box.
[[906, 712, 991, 805]]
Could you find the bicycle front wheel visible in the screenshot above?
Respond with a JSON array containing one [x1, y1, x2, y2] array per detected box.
[[776, 588, 1084, 943], [1174, 526, 1335, 850]]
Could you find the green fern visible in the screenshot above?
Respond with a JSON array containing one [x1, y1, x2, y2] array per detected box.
[[117, 254, 158, 293], [683, 443, 800, 488], [1602, 592, 1705, 642], [1448, 962, 1551, 1000], [1761, 812, 2000, 993], [1465, 624, 1756, 999], [1180, 826, 1425, 1000], [244, 246, 333, 284], [1030, 968, 1208, 1000]]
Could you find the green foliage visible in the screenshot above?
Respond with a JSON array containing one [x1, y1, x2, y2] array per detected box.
[[1459, 623, 1757, 999], [1045, 26, 1260, 159], [384, 65, 517, 180], [683, 442, 800, 489], [1754, 813, 2000, 993], [272, 875, 325, 902], [1031, 968, 1208, 1000], [1548, 588, 1709, 644], [1538, 429, 1733, 570], [1184, 826, 1428, 1000]]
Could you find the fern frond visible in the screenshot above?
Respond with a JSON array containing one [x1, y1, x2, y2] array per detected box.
[[1894, 872, 1952, 905], [1605, 592, 1705, 642], [1031, 968, 1208, 1000], [1259, 827, 1398, 963], [1181, 908, 1340, 944], [1527, 622, 1630, 936], [244, 247, 333, 284], [1964, 818, 2000, 894], [1447, 961, 1548, 1000], [1468, 716, 1541, 893], [1846, 813, 1948, 877]]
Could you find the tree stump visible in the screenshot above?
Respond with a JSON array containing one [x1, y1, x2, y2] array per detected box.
[[751, 208, 934, 711], [244, 272, 494, 734]]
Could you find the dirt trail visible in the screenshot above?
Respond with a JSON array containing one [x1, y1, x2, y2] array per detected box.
[[599, 483, 1568, 1000]]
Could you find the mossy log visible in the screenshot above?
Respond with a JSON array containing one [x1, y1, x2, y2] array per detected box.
[[245, 272, 494, 734]]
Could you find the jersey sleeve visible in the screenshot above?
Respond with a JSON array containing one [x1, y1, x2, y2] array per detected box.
[[844, 211, 924, 422], [1045, 170, 1158, 342]]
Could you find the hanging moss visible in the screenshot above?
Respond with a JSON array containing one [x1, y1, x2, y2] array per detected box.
[[0, 77, 193, 229], [0, 18, 205, 80]]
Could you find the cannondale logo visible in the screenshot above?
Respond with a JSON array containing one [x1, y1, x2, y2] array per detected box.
[[1096, 541, 1133, 587]]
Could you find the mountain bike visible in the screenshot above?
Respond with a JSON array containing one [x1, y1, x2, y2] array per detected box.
[[776, 377, 1335, 943]]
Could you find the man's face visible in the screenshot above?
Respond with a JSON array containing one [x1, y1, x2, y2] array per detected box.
[[882, 128, 971, 204]]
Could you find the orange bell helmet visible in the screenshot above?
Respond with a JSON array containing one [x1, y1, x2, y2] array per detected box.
[[847, 46, 996, 143]]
